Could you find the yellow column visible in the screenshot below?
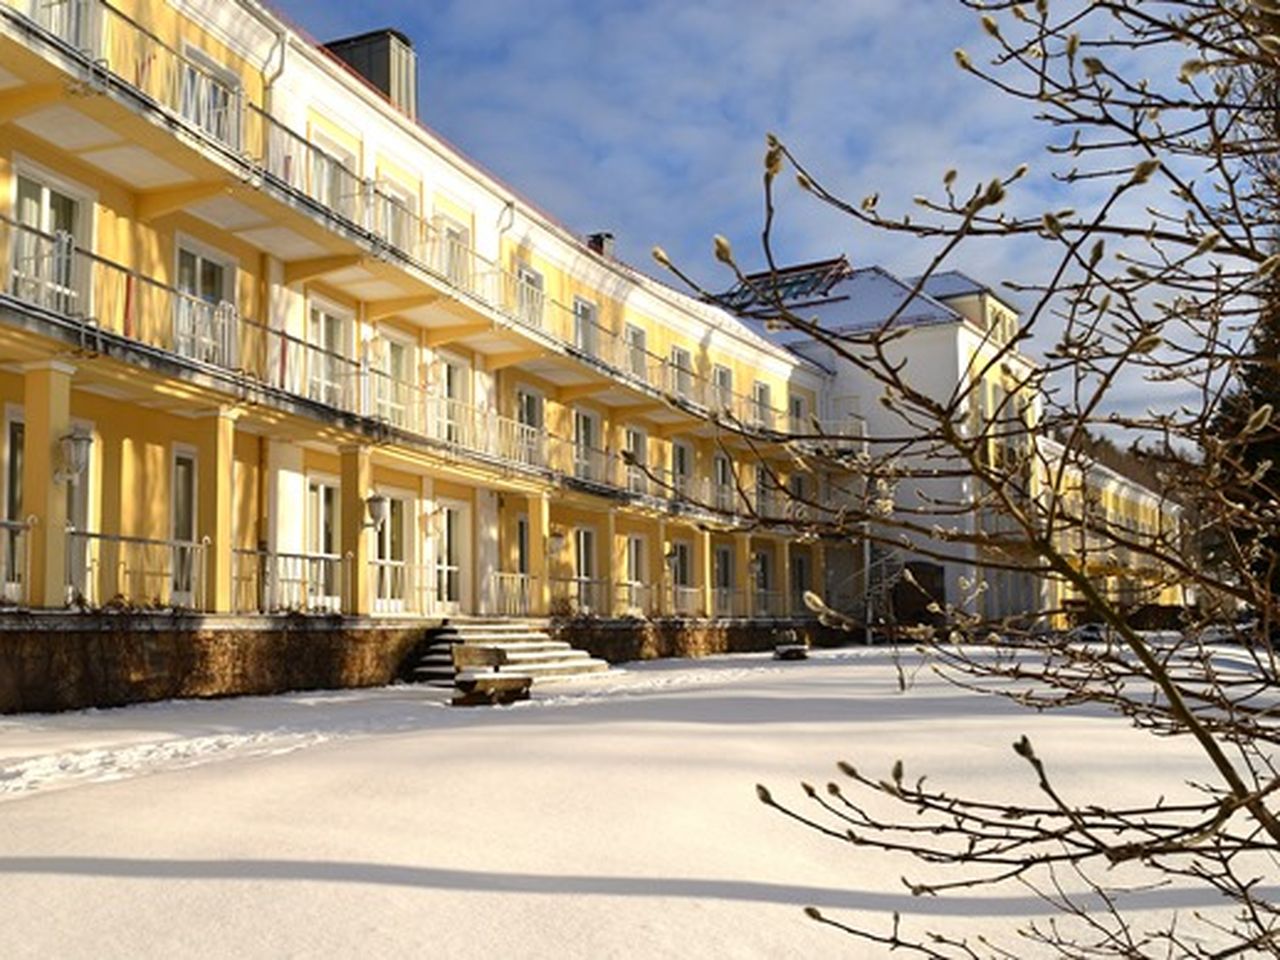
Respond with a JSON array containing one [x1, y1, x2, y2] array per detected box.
[[340, 445, 372, 615], [653, 517, 669, 616], [736, 532, 753, 618], [604, 509, 618, 617], [198, 407, 237, 612], [527, 493, 550, 616], [780, 538, 792, 617], [696, 528, 712, 617], [22, 361, 73, 608]]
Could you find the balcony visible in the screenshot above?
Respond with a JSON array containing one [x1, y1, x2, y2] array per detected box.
[[671, 585, 700, 617], [0, 518, 30, 606], [66, 529, 208, 609], [0, 0, 805, 445], [615, 581, 655, 617], [550, 577, 610, 617], [232, 550, 347, 614], [492, 571, 535, 616], [370, 559, 435, 615]]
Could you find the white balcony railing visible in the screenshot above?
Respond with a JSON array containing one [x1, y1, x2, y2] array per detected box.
[[615, 581, 654, 617], [550, 577, 610, 616], [671, 585, 700, 617], [493, 571, 535, 616], [369, 559, 435, 615], [66, 529, 208, 609], [0, 518, 31, 606], [232, 549, 346, 614]]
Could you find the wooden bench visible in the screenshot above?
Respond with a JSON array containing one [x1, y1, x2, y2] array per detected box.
[[452, 671, 533, 707], [774, 644, 810, 661]]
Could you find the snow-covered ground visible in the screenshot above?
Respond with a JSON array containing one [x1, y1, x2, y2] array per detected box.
[[0, 649, 1238, 957]]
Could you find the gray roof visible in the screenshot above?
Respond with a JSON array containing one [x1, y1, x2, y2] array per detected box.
[[908, 269, 993, 301], [739, 265, 964, 347]]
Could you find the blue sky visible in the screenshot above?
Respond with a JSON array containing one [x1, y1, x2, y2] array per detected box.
[[268, 0, 1054, 288], [266, 0, 1195, 423]]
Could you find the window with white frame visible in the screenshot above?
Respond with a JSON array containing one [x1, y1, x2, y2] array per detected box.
[[438, 217, 472, 290], [377, 179, 419, 254], [573, 297, 598, 357], [573, 409, 600, 480], [789, 393, 808, 433], [371, 331, 415, 428], [625, 427, 647, 493], [515, 262, 544, 327], [669, 345, 693, 398], [11, 172, 85, 314], [175, 241, 236, 366], [625, 324, 647, 378], [752, 381, 773, 427], [307, 301, 351, 409], [179, 47, 241, 147], [310, 130, 358, 219], [671, 440, 693, 496], [713, 365, 733, 410]]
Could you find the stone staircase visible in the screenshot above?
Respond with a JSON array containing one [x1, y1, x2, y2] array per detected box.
[[413, 618, 610, 688]]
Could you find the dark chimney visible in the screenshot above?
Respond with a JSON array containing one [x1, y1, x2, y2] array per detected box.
[[324, 29, 419, 120], [587, 232, 615, 258]]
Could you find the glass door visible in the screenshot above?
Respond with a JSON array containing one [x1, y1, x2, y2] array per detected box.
[[435, 505, 464, 613], [374, 497, 406, 612], [308, 306, 347, 408], [171, 452, 197, 606], [12, 175, 81, 314], [5, 422, 23, 602], [306, 480, 340, 609], [176, 247, 231, 364]]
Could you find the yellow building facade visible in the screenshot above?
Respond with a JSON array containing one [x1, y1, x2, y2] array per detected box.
[[0, 0, 838, 622]]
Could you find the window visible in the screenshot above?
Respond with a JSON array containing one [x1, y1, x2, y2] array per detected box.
[[377, 180, 418, 253], [515, 263, 544, 327], [374, 495, 407, 606], [671, 541, 692, 587], [753, 550, 772, 592], [789, 394, 808, 432], [372, 334, 414, 427], [440, 219, 472, 290], [669, 346, 693, 399], [5, 418, 24, 600], [436, 354, 470, 445], [625, 427, 647, 493], [310, 132, 358, 219], [713, 365, 733, 410], [755, 464, 770, 513], [627, 535, 645, 583], [180, 48, 240, 147], [574, 298, 598, 357], [752, 381, 773, 428], [713, 545, 733, 590], [11, 173, 83, 314], [575, 527, 596, 581], [307, 303, 350, 408], [171, 450, 198, 604], [671, 440, 693, 496], [307, 479, 341, 604], [713, 453, 733, 510], [175, 244, 235, 366], [574, 410, 599, 480], [625, 324, 647, 378], [436, 505, 463, 604], [516, 515, 529, 575]]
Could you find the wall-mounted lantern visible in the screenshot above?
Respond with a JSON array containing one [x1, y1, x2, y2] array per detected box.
[[55, 427, 92, 484]]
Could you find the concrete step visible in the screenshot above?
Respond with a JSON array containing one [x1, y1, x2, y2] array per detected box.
[[502, 658, 609, 678], [501, 648, 591, 663]]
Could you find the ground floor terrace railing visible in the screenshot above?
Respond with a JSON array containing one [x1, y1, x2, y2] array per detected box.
[[549, 577, 611, 617], [0, 518, 31, 606], [615, 581, 657, 617], [369, 560, 436, 615], [492, 571, 535, 616], [232, 550, 347, 614], [671, 585, 700, 617], [0, 0, 791, 430], [66, 529, 208, 609]]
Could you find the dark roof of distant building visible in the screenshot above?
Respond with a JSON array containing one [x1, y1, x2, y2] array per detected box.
[[717, 256, 853, 315]]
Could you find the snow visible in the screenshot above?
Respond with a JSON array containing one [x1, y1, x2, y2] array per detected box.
[[0, 649, 1245, 958]]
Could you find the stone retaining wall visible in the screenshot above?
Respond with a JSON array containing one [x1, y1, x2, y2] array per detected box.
[[0, 613, 431, 714], [550, 618, 854, 664]]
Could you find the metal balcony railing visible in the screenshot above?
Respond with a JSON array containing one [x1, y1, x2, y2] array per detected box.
[[0, 518, 31, 606], [492, 571, 535, 616], [1, 0, 807, 441], [66, 529, 209, 609], [231, 549, 347, 614]]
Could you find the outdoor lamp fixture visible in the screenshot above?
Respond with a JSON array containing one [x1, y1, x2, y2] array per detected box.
[[547, 529, 566, 555], [55, 427, 92, 484], [364, 493, 390, 531]]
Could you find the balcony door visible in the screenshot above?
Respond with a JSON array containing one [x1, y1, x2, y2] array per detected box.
[[435, 500, 469, 615], [307, 303, 349, 408], [306, 479, 341, 610], [12, 173, 83, 314], [435, 354, 470, 446], [573, 410, 598, 480], [372, 334, 414, 428], [4, 419, 23, 602], [176, 244, 234, 366], [171, 449, 198, 607], [373, 495, 408, 613], [574, 527, 596, 613]]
